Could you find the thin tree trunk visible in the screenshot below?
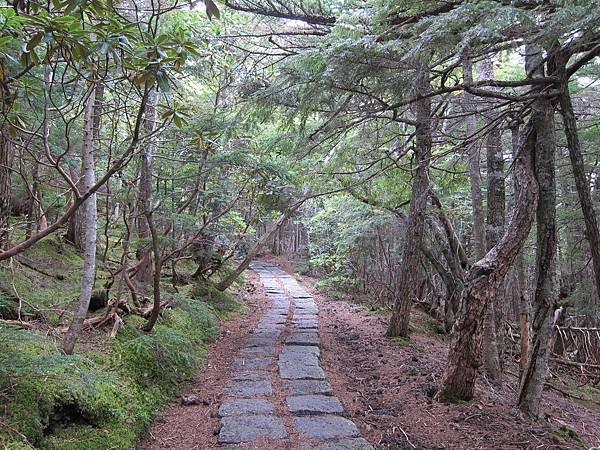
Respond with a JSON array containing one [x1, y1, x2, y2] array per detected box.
[[436, 114, 539, 402], [0, 66, 14, 250], [462, 54, 486, 261], [135, 88, 158, 287], [142, 209, 162, 332], [518, 46, 558, 416], [63, 85, 98, 355], [480, 57, 504, 382], [66, 165, 84, 249], [557, 62, 600, 304], [509, 120, 530, 375], [387, 61, 432, 338], [0, 124, 13, 251]]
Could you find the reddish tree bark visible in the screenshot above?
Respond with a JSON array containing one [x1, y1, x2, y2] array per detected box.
[[436, 115, 539, 402]]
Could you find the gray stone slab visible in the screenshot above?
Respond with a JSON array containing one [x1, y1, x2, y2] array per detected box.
[[284, 343, 320, 354], [293, 416, 360, 440], [271, 300, 290, 306], [232, 371, 271, 381], [280, 345, 320, 362], [233, 357, 273, 369], [279, 362, 325, 380], [286, 332, 320, 346], [293, 318, 318, 329], [287, 395, 345, 415], [245, 336, 278, 347], [254, 325, 284, 334], [294, 310, 319, 317], [219, 399, 274, 417], [284, 380, 334, 396], [225, 380, 272, 397], [221, 446, 262, 450], [219, 415, 288, 443], [257, 318, 287, 326], [304, 438, 374, 450], [239, 346, 276, 357], [249, 330, 281, 339]]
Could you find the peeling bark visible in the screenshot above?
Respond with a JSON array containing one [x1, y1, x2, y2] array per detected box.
[[436, 115, 538, 402], [518, 46, 558, 416]]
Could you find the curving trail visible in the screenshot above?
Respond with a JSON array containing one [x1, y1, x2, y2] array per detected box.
[[217, 262, 373, 450]]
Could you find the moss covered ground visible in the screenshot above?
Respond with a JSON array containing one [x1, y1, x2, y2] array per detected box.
[[0, 237, 243, 449]]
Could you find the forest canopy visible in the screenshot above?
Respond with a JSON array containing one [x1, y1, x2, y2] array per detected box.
[[1, 0, 600, 448]]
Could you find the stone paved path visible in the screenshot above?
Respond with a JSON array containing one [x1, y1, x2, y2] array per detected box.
[[217, 262, 373, 450]]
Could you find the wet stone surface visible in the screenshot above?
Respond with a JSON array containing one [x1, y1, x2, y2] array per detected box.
[[286, 332, 320, 346], [279, 360, 326, 380], [239, 346, 276, 357], [217, 262, 371, 449], [231, 371, 271, 381]]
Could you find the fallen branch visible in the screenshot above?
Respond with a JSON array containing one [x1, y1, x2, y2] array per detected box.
[[553, 357, 600, 370], [0, 419, 31, 446], [545, 382, 600, 406], [0, 319, 41, 330], [16, 256, 64, 280]]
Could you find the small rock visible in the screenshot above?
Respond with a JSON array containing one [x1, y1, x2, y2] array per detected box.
[[181, 395, 204, 406]]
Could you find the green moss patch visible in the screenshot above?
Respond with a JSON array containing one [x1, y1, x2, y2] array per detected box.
[[0, 291, 226, 450]]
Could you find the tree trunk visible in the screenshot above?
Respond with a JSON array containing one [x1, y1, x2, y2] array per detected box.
[[436, 115, 539, 402], [135, 88, 158, 288], [462, 55, 487, 261], [518, 46, 558, 416], [142, 209, 162, 332], [0, 124, 13, 251], [509, 120, 530, 376], [479, 57, 504, 381], [63, 85, 98, 355], [387, 62, 432, 338], [0, 67, 13, 251], [66, 166, 84, 249], [557, 63, 600, 305]]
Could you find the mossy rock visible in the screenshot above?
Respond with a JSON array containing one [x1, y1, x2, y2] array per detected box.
[[552, 425, 584, 445]]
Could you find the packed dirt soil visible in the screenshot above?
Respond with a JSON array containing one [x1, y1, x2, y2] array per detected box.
[[141, 271, 270, 450], [141, 259, 600, 450], [297, 280, 600, 449]]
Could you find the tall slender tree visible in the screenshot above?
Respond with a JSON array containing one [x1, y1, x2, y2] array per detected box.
[[387, 61, 432, 338], [63, 84, 99, 355]]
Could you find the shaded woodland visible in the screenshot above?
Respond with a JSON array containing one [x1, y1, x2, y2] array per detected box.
[[1, 0, 600, 448]]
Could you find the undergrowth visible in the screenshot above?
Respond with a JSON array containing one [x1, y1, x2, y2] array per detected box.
[[0, 238, 242, 450]]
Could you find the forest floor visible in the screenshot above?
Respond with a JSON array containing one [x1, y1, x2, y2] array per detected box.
[[142, 257, 600, 450]]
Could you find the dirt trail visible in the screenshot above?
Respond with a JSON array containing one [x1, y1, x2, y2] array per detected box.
[[141, 263, 372, 450], [142, 261, 600, 450]]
